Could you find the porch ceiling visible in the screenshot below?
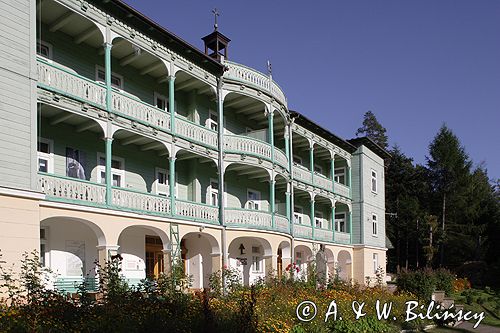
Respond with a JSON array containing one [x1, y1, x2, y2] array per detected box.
[[40, 105, 102, 134]]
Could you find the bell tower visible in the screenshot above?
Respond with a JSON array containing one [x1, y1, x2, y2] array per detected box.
[[202, 8, 231, 62]]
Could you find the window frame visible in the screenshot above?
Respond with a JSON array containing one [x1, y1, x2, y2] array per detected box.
[[314, 164, 323, 175], [335, 212, 346, 233], [246, 188, 262, 210], [251, 255, 262, 273], [96, 153, 125, 188], [209, 178, 219, 206], [206, 110, 218, 131], [153, 92, 168, 111], [154, 167, 168, 196], [373, 253, 379, 274], [40, 226, 50, 267], [293, 155, 303, 166], [95, 65, 124, 90], [37, 40, 53, 60], [315, 211, 324, 229], [334, 167, 346, 184], [293, 205, 304, 225], [37, 137, 54, 174], [372, 213, 378, 236], [371, 169, 378, 194]]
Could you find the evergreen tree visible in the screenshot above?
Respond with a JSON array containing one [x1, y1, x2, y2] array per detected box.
[[427, 124, 472, 267], [356, 111, 389, 149]]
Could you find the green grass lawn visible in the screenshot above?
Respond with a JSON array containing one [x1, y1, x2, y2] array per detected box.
[[452, 288, 500, 328], [428, 327, 473, 333]]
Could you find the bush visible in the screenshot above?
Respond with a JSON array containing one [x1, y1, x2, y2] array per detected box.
[[396, 268, 457, 300], [396, 268, 436, 300]]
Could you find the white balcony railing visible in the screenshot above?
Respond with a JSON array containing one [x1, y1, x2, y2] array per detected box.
[[38, 173, 106, 205], [293, 164, 312, 184], [225, 134, 272, 160], [225, 208, 272, 229], [176, 199, 218, 224], [112, 187, 170, 215], [293, 224, 313, 239], [274, 214, 290, 233], [223, 61, 287, 107], [37, 58, 106, 108], [176, 117, 218, 148], [275, 149, 288, 169], [314, 173, 333, 191], [334, 232, 351, 244], [111, 91, 170, 131], [335, 182, 350, 198], [315, 228, 334, 242]]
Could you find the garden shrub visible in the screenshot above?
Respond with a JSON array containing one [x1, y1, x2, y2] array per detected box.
[[396, 268, 436, 300]]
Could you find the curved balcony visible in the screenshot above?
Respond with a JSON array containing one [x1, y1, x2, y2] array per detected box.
[[293, 224, 313, 240], [176, 117, 218, 148], [223, 60, 287, 106], [292, 164, 312, 184], [225, 134, 288, 169], [275, 214, 290, 233], [112, 187, 170, 215], [225, 208, 272, 230], [176, 199, 218, 224]]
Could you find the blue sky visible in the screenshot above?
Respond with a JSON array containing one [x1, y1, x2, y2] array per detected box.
[[124, 0, 500, 180]]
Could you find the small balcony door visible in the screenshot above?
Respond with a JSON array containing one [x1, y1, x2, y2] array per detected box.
[[145, 236, 164, 279], [247, 189, 261, 210]]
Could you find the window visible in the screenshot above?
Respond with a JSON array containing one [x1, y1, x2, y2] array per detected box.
[[334, 167, 346, 184], [293, 155, 303, 165], [295, 251, 302, 266], [335, 213, 346, 232], [315, 211, 324, 229], [373, 253, 379, 274], [154, 167, 168, 196], [40, 227, 49, 267], [247, 189, 261, 210], [252, 256, 262, 273], [294, 206, 303, 224], [206, 110, 218, 131], [37, 40, 52, 59], [371, 170, 378, 193], [97, 153, 125, 187], [66, 147, 86, 180], [209, 179, 219, 206], [154, 92, 167, 111], [37, 138, 54, 173], [314, 164, 323, 174], [96, 66, 123, 90], [372, 213, 378, 236]]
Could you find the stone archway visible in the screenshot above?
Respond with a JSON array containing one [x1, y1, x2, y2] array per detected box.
[[181, 232, 220, 289]]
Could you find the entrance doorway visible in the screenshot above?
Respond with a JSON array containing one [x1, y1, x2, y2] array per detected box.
[[277, 248, 283, 278], [145, 236, 164, 279]]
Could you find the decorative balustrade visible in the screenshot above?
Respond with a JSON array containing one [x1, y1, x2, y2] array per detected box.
[[293, 164, 312, 184], [223, 61, 287, 106], [111, 91, 170, 131], [293, 224, 313, 239], [176, 199, 218, 224], [112, 187, 170, 215], [38, 173, 106, 205], [225, 135, 272, 160], [334, 232, 351, 244], [225, 208, 272, 230], [314, 173, 333, 191], [37, 58, 106, 108], [275, 149, 288, 169], [315, 228, 334, 242], [335, 182, 350, 198], [274, 214, 290, 233], [176, 117, 218, 148]]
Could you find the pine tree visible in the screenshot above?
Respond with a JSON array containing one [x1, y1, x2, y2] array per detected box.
[[427, 124, 472, 267], [356, 111, 389, 149]]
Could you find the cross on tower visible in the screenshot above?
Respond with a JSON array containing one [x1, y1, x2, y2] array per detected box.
[[212, 8, 219, 31]]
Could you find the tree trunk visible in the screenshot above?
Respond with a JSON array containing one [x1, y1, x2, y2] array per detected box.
[[440, 193, 446, 267], [416, 219, 419, 268]]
